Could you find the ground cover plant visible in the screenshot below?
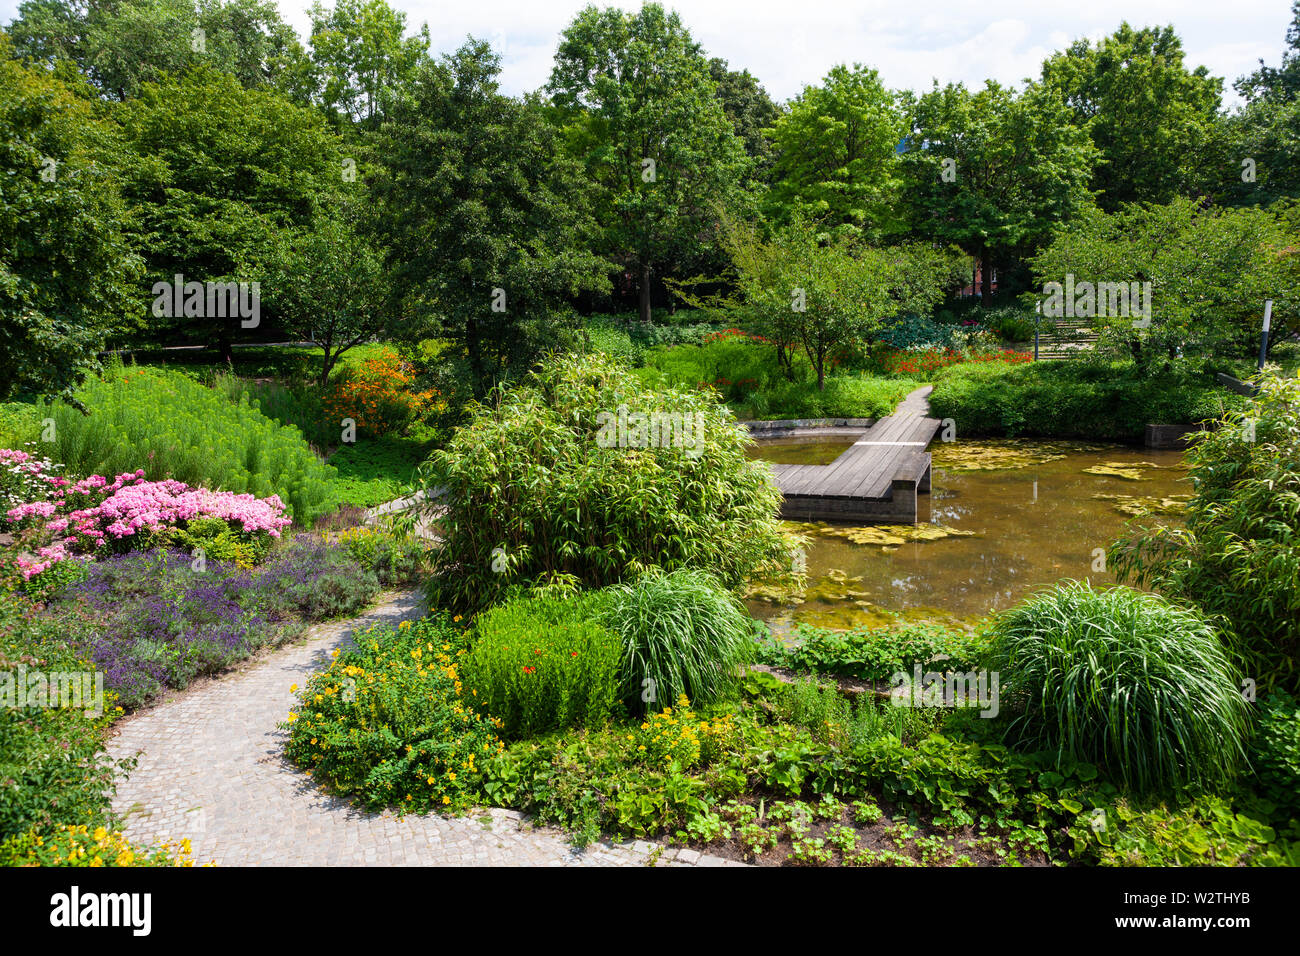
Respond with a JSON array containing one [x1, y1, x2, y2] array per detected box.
[[420, 351, 797, 612], [761, 620, 988, 683], [281, 614, 503, 812], [39, 538, 379, 708]]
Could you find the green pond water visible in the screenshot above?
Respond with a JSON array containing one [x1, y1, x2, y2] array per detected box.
[[745, 437, 1191, 632]]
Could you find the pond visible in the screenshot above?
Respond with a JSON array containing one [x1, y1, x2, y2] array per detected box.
[[745, 437, 1191, 633]]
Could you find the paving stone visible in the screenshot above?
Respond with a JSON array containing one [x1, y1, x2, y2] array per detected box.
[[107, 590, 745, 868]]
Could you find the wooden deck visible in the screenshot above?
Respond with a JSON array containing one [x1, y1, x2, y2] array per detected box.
[[766, 388, 940, 523]]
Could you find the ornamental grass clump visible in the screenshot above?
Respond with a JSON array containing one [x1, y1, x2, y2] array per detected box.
[[420, 351, 796, 613], [988, 581, 1249, 792], [462, 592, 623, 739], [603, 568, 757, 714]]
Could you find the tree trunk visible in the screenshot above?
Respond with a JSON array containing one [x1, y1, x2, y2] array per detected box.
[[979, 246, 992, 303], [816, 351, 826, 390], [638, 262, 652, 324], [216, 328, 233, 366]]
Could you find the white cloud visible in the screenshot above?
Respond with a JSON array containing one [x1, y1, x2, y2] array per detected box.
[[1, 0, 1291, 106]]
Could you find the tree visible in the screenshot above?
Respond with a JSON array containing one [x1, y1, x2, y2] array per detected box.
[[0, 35, 141, 402], [899, 80, 1097, 301], [1030, 198, 1297, 368], [263, 198, 390, 386], [708, 57, 780, 173], [1037, 23, 1222, 209], [115, 67, 342, 360], [725, 215, 966, 389], [371, 40, 609, 396], [764, 63, 904, 241], [548, 3, 750, 323], [7, 0, 310, 100], [306, 0, 430, 128]]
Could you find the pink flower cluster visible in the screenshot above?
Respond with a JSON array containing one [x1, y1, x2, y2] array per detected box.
[[3, 457, 292, 579]]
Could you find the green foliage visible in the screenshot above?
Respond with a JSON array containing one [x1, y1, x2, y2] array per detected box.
[[0, 592, 130, 842], [1072, 796, 1292, 866], [1030, 198, 1297, 365], [1251, 692, 1300, 810], [1111, 372, 1300, 690], [463, 593, 624, 739], [0, 40, 143, 403], [764, 64, 903, 239], [765, 620, 988, 683], [330, 526, 427, 587], [115, 65, 342, 355], [325, 434, 431, 508], [989, 581, 1250, 791], [372, 40, 609, 395], [212, 373, 334, 449], [928, 358, 1238, 440], [306, 0, 430, 125], [0, 823, 199, 867], [281, 614, 502, 812], [1037, 23, 1222, 209], [548, 2, 751, 321], [41, 362, 339, 525], [420, 351, 795, 612], [899, 80, 1097, 297], [603, 569, 757, 714]]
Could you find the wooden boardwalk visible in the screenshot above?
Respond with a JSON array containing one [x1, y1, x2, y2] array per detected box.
[[768, 387, 940, 523]]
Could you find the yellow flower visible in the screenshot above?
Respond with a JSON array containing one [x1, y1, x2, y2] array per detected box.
[[442, 795, 451, 805], [290, 684, 298, 693]]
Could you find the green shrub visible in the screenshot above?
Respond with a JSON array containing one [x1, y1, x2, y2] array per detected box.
[[602, 568, 757, 714], [326, 433, 432, 508], [464, 593, 624, 739], [331, 525, 428, 586], [1112, 371, 1300, 691], [988, 581, 1249, 791], [0, 593, 130, 842], [281, 614, 501, 812], [39, 361, 338, 525], [981, 306, 1038, 343], [421, 351, 795, 611], [1251, 692, 1300, 810], [766, 620, 987, 682], [928, 358, 1239, 440]]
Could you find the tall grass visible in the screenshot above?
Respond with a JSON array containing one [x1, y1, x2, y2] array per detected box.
[[211, 373, 335, 450], [39, 361, 338, 525], [988, 581, 1249, 791], [602, 568, 757, 714]]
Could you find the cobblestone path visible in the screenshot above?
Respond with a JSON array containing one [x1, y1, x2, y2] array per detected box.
[[107, 591, 740, 867]]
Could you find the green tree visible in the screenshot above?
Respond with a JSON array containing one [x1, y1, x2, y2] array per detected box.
[[725, 215, 966, 388], [263, 197, 391, 386], [548, 3, 750, 323], [1038, 23, 1222, 209], [371, 40, 609, 396], [899, 80, 1097, 300], [307, 0, 429, 127], [1030, 198, 1296, 368], [708, 57, 780, 173], [7, 0, 309, 100], [764, 63, 904, 241], [0, 35, 141, 402], [115, 67, 342, 360]]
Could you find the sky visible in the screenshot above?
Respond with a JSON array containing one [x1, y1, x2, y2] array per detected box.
[[0, 0, 1294, 106]]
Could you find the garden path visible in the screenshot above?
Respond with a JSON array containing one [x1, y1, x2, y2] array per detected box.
[[107, 591, 741, 867]]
